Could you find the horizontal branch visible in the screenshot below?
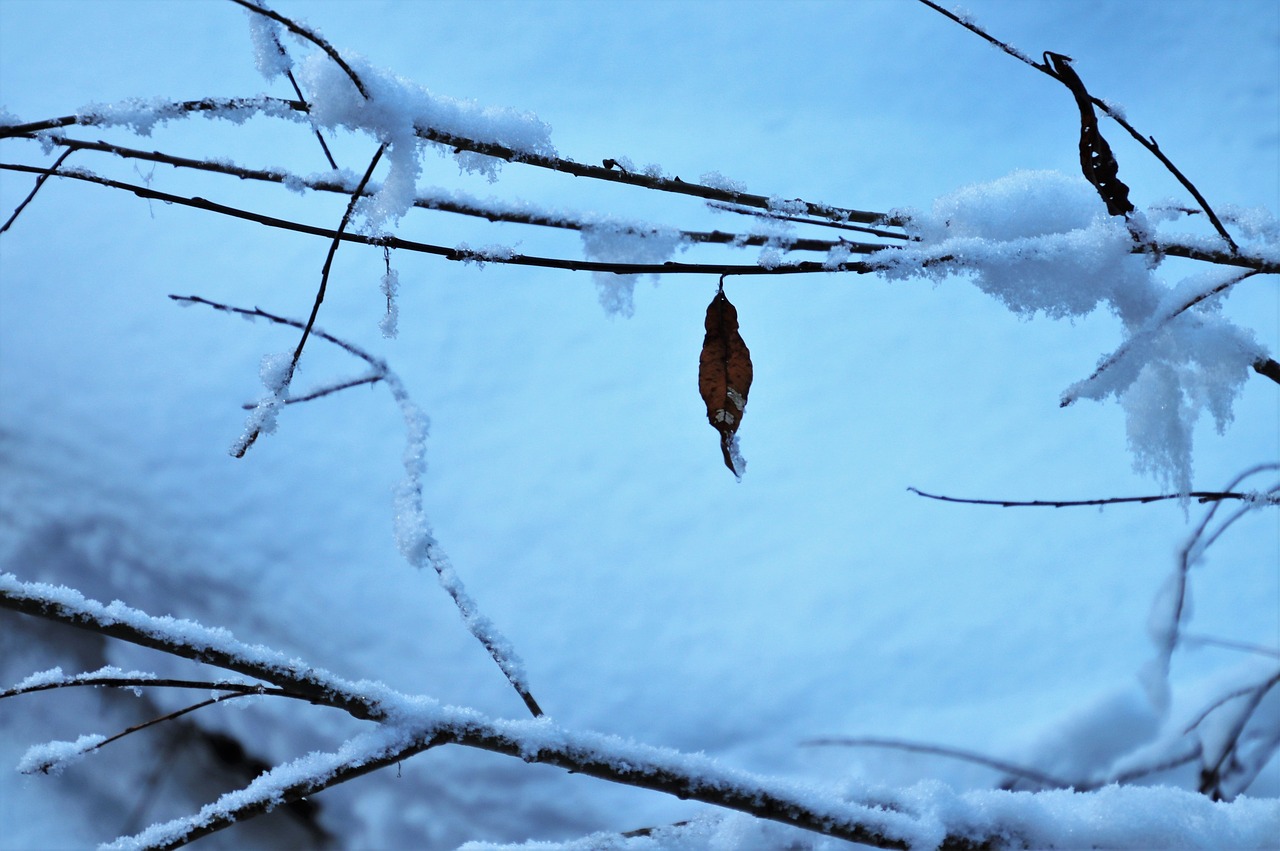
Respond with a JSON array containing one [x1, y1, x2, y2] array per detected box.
[[0, 162, 877, 277], [0, 98, 895, 230], [4, 572, 997, 851], [1, 674, 292, 701], [906, 486, 1279, 508], [15, 135, 894, 255]]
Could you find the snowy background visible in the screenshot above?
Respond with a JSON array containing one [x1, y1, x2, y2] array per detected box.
[[0, 0, 1277, 848]]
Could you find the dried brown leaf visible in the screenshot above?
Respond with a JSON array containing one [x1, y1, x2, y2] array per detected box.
[[1046, 52, 1134, 218], [698, 289, 753, 478]]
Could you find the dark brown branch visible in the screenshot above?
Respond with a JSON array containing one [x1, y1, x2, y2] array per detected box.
[[906, 486, 1275, 508], [803, 736, 1071, 790], [915, 0, 1239, 252], [706, 201, 910, 240], [228, 0, 370, 100], [1, 147, 73, 233], [0, 97, 303, 139], [1254, 357, 1280, 386], [417, 124, 891, 227]]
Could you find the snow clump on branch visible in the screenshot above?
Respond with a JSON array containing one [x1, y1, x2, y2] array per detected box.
[[295, 53, 556, 232], [872, 170, 1267, 494]]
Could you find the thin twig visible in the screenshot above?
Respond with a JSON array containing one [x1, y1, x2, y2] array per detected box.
[[16, 136, 893, 255], [1, 98, 896, 229], [172, 295, 543, 717], [803, 736, 1071, 790], [915, 0, 1239, 252], [233, 143, 385, 457], [240, 374, 383, 408], [81, 693, 257, 763], [0, 147, 73, 233], [0, 162, 884, 277], [906, 486, 1276, 508], [229, 0, 369, 99], [1060, 270, 1260, 407], [1, 675, 290, 701]]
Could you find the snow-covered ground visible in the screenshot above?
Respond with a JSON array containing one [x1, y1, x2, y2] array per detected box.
[[1, 1, 1276, 848]]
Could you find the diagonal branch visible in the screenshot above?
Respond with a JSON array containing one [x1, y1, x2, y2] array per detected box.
[[228, 0, 370, 100], [1060, 270, 1262, 407], [1, 147, 74, 233], [915, 0, 1239, 252]]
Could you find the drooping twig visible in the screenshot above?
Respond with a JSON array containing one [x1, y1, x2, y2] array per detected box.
[[270, 30, 340, 170], [906, 486, 1277, 508], [803, 736, 1071, 790], [1143, 465, 1280, 719], [0, 147, 73, 233], [171, 295, 543, 717], [1195, 671, 1280, 800], [915, 0, 1239, 252]]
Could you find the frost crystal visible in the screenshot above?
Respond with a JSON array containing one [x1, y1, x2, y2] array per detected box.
[[245, 11, 291, 81]]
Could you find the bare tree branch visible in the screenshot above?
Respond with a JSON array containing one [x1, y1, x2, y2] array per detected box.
[[12, 135, 895, 255], [229, 0, 370, 100], [803, 736, 1071, 790], [915, 0, 1239, 252], [906, 486, 1278, 508], [1, 147, 73, 233], [3, 573, 1001, 851]]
